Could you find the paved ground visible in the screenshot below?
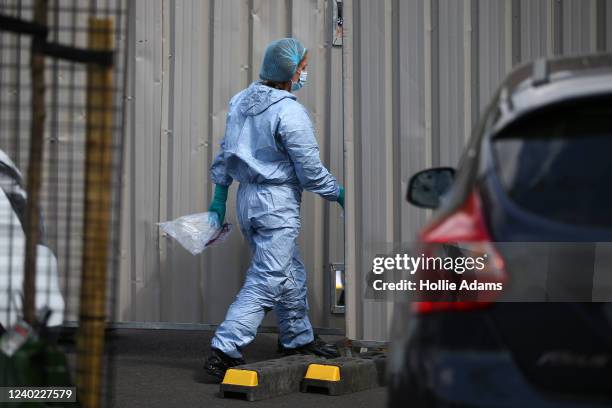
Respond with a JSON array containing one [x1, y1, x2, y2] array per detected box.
[[66, 329, 387, 408]]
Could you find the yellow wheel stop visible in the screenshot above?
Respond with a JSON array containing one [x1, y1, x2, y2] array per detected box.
[[301, 357, 384, 396], [219, 355, 321, 401], [222, 369, 258, 387], [304, 364, 341, 382]]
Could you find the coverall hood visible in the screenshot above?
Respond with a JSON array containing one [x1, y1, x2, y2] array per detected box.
[[239, 82, 296, 116]]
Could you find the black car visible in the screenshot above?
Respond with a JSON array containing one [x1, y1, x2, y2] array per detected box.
[[388, 54, 612, 407]]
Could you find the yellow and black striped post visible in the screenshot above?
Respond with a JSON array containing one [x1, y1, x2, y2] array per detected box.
[[75, 17, 115, 408]]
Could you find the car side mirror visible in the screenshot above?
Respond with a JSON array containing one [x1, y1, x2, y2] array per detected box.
[[407, 167, 456, 209]]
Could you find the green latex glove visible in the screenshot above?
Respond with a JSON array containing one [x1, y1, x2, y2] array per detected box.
[[338, 186, 345, 209], [208, 184, 229, 225]]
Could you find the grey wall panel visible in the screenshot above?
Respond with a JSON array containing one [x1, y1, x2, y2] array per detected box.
[[519, 0, 549, 61], [123, 0, 164, 321], [608, 0, 612, 50], [479, 0, 507, 111], [354, 0, 397, 341], [438, 0, 466, 167], [345, 0, 612, 342], [326, 1, 346, 330], [251, 0, 291, 64], [398, 0, 427, 246], [118, 0, 345, 330], [160, 0, 211, 322], [563, 0, 597, 54], [118, 0, 137, 321]]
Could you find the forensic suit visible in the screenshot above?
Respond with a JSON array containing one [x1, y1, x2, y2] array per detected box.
[[209, 81, 340, 359]]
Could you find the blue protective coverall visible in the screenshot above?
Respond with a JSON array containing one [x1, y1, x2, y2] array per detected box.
[[209, 81, 340, 359]]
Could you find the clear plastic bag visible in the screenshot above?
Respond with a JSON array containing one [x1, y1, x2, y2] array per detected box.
[[158, 212, 232, 255]]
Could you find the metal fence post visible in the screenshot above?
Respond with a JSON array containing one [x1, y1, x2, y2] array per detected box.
[[23, 0, 48, 326]]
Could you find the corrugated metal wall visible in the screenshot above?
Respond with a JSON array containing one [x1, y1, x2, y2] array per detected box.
[[343, 0, 612, 342], [118, 0, 345, 330]]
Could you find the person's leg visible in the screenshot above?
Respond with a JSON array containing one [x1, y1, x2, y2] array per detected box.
[[210, 278, 273, 358], [206, 185, 269, 380], [210, 184, 267, 359], [276, 245, 314, 349], [210, 184, 300, 359], [276, 245, 340, 358]]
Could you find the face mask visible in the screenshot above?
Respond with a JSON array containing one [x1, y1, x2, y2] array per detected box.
[[291, 70, 308, 91]]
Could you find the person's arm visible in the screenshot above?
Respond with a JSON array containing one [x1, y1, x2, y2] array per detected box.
[[208, 138, 233, 224], [210, 138, 233, 188], [278, 103, 342, 202], [208, 93, 246, 224]]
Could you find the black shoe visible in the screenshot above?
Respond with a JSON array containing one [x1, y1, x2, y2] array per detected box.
[[280, 335, 340, 359], [204, 348, 245, 382]]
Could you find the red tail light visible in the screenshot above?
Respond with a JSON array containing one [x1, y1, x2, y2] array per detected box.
[[412, 190, 507, 314], [413, 301, 493, 314]]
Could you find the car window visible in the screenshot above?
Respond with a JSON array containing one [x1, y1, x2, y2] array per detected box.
[[493, 98, 612, 227]]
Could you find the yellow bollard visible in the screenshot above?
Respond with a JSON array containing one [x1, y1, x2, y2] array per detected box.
[[75, 17, 115, 408]]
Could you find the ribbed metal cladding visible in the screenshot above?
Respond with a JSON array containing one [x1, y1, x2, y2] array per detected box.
[[343, 0, 612, 342], [118, 0, 345, 331]]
